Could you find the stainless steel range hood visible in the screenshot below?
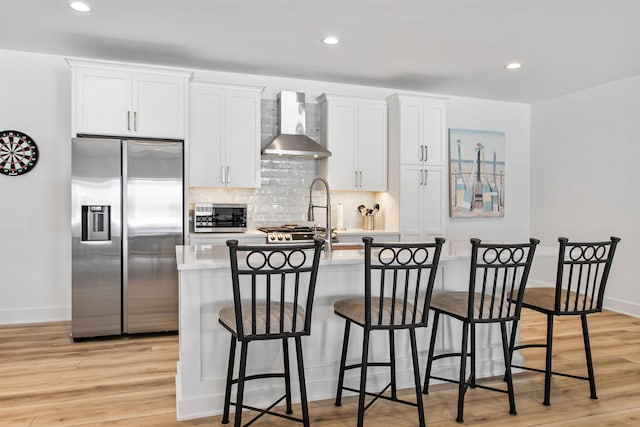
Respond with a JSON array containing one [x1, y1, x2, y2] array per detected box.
[[262, 91, 331, 158]]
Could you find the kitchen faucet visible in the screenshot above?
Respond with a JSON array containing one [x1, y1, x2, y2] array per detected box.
[[307, 177, 333, 252]]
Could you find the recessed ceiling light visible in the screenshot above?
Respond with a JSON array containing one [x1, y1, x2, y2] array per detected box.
[[69, 1, 92, 12], [504, 62, 522, 70], [322, 36, 340, 46]]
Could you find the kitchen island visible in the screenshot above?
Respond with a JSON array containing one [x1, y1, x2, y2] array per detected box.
[[175, 241, 556, 420]]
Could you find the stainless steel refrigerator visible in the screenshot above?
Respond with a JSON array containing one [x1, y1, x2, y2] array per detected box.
[[71, 137, 183, 339]]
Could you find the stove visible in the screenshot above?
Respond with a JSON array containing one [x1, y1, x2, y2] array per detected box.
[[257, 224, 334, 244], [257, 225, 316, 244]]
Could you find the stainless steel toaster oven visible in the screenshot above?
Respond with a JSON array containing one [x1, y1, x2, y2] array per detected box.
[[193, 203, 247, 232]]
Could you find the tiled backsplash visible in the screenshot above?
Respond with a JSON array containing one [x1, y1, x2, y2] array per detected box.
[[189, 99, 378, 229]]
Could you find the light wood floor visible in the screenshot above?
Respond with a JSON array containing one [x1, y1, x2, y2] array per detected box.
[[1, 310, 640, 426]]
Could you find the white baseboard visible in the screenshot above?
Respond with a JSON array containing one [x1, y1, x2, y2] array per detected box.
[[604, 296, 640, 318], [0, 305, 70, 325]]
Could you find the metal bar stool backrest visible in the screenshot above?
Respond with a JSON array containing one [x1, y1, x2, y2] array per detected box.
[[553, 236, 620, 315], [363, 236, 445, 328], [468, 238, 539, 322], [226, 238, 324, 340]]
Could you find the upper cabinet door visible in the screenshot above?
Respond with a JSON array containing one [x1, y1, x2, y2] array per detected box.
[[69, 59, 191, 139], [324, 100, 358, 191], [357, 102, 387, 191], [189, 85, 225, 187], [133, 74, 186, 139], [74, 68, 132, 136], [399, 101, 422, 166], [225, 89, 261, 188], [422, 104, 445, 166]]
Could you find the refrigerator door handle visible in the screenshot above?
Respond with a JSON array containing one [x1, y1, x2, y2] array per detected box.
[[121, 141, 129, 332]]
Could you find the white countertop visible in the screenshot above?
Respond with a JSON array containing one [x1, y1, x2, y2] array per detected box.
[[188, 228, 399, 238], [176, 240, 556, 271]]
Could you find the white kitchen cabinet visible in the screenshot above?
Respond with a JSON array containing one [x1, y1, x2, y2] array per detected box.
[[188, 82, 263, 188], [387, 93, 448, 238], [387, 94, 446, 167], [68, 59, 190, 139], [318, 94, 387, 191], [399, 165, 445, 241]]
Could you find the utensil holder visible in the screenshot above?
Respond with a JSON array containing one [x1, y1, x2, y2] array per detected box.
[[362, 215, 375, 230]]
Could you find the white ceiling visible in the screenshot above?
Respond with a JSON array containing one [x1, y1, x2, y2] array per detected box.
[[3, 0, 640, 103]]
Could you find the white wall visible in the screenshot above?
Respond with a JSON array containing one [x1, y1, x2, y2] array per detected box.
[[530, 74, 640, 316], [0, 50, 71, 324], [0, 49, 533, 324]]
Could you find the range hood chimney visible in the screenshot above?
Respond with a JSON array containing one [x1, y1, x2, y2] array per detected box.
[[262, 91, 331, 158]]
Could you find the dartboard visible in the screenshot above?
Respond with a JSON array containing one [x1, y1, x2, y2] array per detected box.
[[0, 130, 39, 176]]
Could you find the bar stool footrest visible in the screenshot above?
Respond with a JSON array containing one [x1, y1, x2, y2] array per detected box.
[[231, 394, 307, 425], [342, 383, 420, 410], [511, 364, 590, 381]]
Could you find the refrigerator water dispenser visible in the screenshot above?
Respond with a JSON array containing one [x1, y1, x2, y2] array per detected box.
[[82, 205, 111, 241]]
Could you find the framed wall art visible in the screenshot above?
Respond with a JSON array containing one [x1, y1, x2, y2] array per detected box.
[[449, 128, 505, 218]]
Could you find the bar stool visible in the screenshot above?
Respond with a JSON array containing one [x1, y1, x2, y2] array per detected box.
[[509, 236, 620, 406], [334, 236, 445, 427], [422, 238, 539, 423], [218, 238, 323, 427]]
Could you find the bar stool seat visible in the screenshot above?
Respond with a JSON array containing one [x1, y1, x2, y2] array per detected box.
[[334, 237, 445, 427], [219, 302, 306, 335], [430, 291, 519, 320], [520, 288, 591, 313], [334, 297, 421, 327]]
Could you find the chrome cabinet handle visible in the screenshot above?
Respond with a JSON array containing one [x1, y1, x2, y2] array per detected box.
[[221, 165, 225, 184], [419, 169, 424, 185], [359, 171, 363, 188], [134, 111, 137, 131], [226, 166, 230, 183], [355, 171, 358, 188], [424, 169, 428, 186], [424, 145, 428, 162], [127, 111, 131, 131], [419, 146, 423, 162]]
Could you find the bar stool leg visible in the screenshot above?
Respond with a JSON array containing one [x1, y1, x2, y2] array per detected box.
[[221, 335, 236, 424], [409, 328, 426, 427], [335, 320, 351, 406], [456, 321, 469, 423], [295, 336, 310, 427], [389, 329, 397, 399], [508, 318, 519, 356], [234, 341, 249, 427], [470, 324, 477, 388], [422, 311, 440, 394], [543, 314, 554, 406], [581, 314, 598, 400], [357, 329, 371, 427], [500, 321, 517, 415], [282, 338, 293, 414]]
